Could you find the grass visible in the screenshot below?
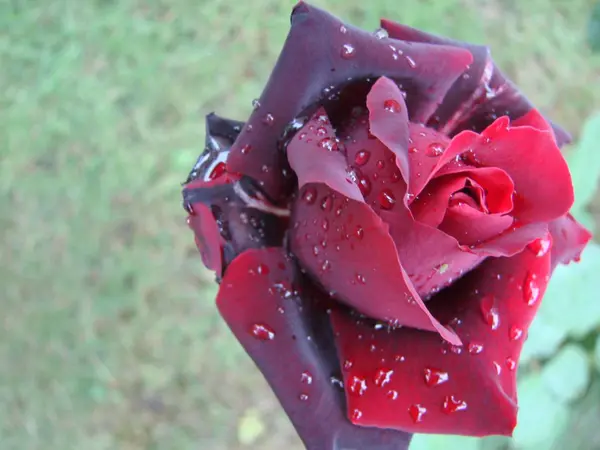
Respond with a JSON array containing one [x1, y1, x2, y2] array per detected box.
[[0, 0, 598, 448]]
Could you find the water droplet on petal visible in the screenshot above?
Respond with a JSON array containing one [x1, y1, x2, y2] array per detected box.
[[355, 226, 364, 240], [426, 142, 446, 157], [343, 359, 354, 371], [480, 295, 500, 330], [358, 176, 372, 196], [387, 390, 399, 400], [251, 98, 261, 110], [442, 395, 468, 414], [351, 409, 363, 421], [303, 188, 316, 204], [379, 189, 396, 209], [348, 375, 368, 396], [321, 219, 329, 231], [355, 273, 366, 285], [354, 150, 370, 166], [341, 43, 356, 59], [527, 235, 552, 257], [321, 195, 333, 212], [374, 369, 394, 387], [373, 28, 389, 39], [493, 361, 502, 375], [299, 393, 309, 401], [509, 325, 524, 341], [405, 55, 417, 68], [376, 160, 385, 169], [468, 342, 484, 354], [408, 147, 418, 154], [301, 371, 313, 385], [256, 263, 270, 275], [251, 323, 275, 341], [436, 263, 449, 274], [523, 272, 540, 306], [339, 25, 347, 34], [424, 368, 449, 387], [321, 260, 331, 271], [262, 113, 274, 126], [208, 162, 227, 180], [383, 99, 402, 113], [506, 357, 517, 371], [408, 404, 427, 423]]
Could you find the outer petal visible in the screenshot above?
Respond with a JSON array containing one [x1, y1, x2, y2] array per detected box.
[[187, 201, 225, 276], [227, 2, 472, 201], [380, 18, 571, 147], [287, 108, 363, 201], [329, 247, 551, 436], [548, 214, 593, 268], [216, 247, 412, 450], [290, 183, 460, 345]]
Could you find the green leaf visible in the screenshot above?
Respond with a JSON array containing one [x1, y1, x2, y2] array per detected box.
[[595, 335, 600, 372], [567, 112, 600, 226], [237, 408, 266, 446], [512, 374, 570, 450], [539, 242, 600, 337], [541, 344, 591, 403], [519, 313, 567, 364], [409, 434, 480, 450]]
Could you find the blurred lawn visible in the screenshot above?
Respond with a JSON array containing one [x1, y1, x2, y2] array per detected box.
[[0, 0, 599, 449]]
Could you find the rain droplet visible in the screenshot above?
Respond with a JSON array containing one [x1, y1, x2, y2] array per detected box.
[[436, 263, 449, 274], [354, 150, 370, 166], [378, 189, 396, 210], [299, 393, 309, 401], [468, 342, 484, 354], [509, 325, 524, 341], [426, 142, 446, 157], [408, 404, 427, 423], [241, 144, 252, 154], [527, 235, 552, 257], [493, 361, 502, 375], [251, 323, 275, 341], [374, 369, 394, 387], [376, 160, 385, 169], [355, 226, 364, 240], [341, 43, 356, 59], [348, 375, 368, 396], [480, 295, 500, 330], [442, 395, 468, 414], [355, 273, 367, 285], [505, 357, 517, 371], [208, 162, 227, 180], [312, 246, 320, 256], [424, 368, 449, 387], [251, 98, 261, 110], [262, 113, 274, 126], [303, 188, 316, 204], [373, 28, 389, 39], [523, 272, 540, 306], [315, 126, 328, 137], [343, 359, 354, 370], [383, 99, 402, 113], [319, 137, 339, 151], [358, 176, 372, 196], [321, 260, 331, 271], [330, 376, 344, 388], [321, 219, 329, 231], [256, 263, 270, 275], [405, 55, 417, 68], [351, 409, 363, 421], [408, 147, 418, 154], [321, 195, 333, 212], [301, 371, 313, 385], [387, 390, 399, 400], [339, 25, 347, 34]]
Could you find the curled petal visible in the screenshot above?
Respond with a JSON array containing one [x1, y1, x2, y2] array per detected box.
[[216, 247, 412, 450], [291, 183, 460, 344], [187, 201, 225, 277], [548, 214, 593, 268], [329, 247, 551, 436], [439, 203, 513, 246]]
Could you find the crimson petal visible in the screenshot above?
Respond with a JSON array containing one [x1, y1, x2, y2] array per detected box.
[[329, 247, 551, 436], [290, 183, 460, 344], [216, 247, 412, 450], [439, 203, 513, 246], [380, 19, 571, 148], [287, 108, 363, 201], [227, 2, 472, 201], [548, 214, 593, 268], [186, 200, 225, 277]]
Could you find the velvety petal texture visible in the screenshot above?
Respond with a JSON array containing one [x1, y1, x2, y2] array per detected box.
[[182, 3, 590, 448]]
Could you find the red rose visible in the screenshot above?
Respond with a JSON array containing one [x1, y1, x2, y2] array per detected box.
[[182, 3, 591, 449]]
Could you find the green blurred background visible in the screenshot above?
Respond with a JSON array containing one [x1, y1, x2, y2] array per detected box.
[[1, 0, 600, 449]]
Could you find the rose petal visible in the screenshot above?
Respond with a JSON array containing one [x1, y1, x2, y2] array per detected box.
[[226, 3, 472, 201], [290, 183, 460, 345], [380, 18, 571, 148], [186, 201, 225, 276], [439, 203, 514, 246], [471, 222, 548, 257], [287, 108, 363, 202], [216, 247, 412, 450], [548, 214, 593, 268], [458, 116, 574, 223], [329, 247, 551, 436]]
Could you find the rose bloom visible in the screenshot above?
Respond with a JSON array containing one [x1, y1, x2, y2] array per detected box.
[[182, 3, 591, 449]]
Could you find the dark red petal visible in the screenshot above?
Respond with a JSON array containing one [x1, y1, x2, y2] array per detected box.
[[439, 203, 513, 246], [548, 214, 593, 268], [410, 176, 468, 227], [459, 116, 574, 223], [216, 247, 412, 450], [471, 222, 548, 257], [329, 247, 551, 436], [379, 208, 483, 298], [380, 18, 571, 148], [287, 108, 363, 201], [366, 77, 410, 182], [186, 201, 224, 276], [290, 183, 460, 344], [227, 3, 472, 201]]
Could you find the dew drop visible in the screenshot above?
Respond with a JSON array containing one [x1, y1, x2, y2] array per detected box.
[[387, 390, 399, 400], [299, 393, 309, 401], [449, 345, 463, 355], [319, 137, 339, 151], [442, 395, 468, 414], [303, 188, 316, 204], [374, 369, 394, 387], [256, 263, 270, 275], [523, 272, 540, 306], [339, 25, 347, 34], [321, 195, 333, 212], [312, 245, 320, 256], [262, 113, 274, 126], [405, 55, 417, 68], [208, 162, 227, 180], [376, 159, 385, 169], [355, 273, 367, 285], [251, 323, 275, 341], [383, 99, 402, 113], [436, 263, 449, 274], [408, 404, 427, 423], [493, 361, 502, 375], [379, 189, 396, 210], [343, 359, 354, 371], [354, 150, 370, 166], [408, 147, 418, 154], [509, 325, 524, 341], [348, 375, 368, 396], [358, 176, 372, 196], [341, 43, 356, 59], [480, 295, 500, 330], [373, 28, 389, 39], [426, 143, 445, 158], [321, 219, 329, 231], [527, 235, 552, 257], [424, 367, 449, 387], [321, 260, 331, 271], [351, 409, 363, 421], [506, 357, 517, 371], [301, 371, 313, 385], [251, 98, 261, 110], [468, 342, 484, 354], [355, 226, 364, 240]]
